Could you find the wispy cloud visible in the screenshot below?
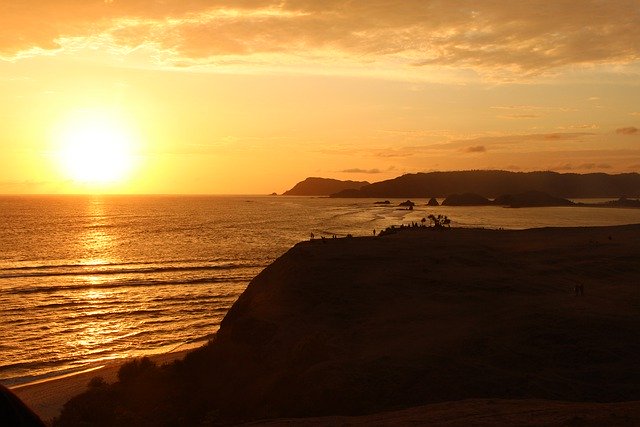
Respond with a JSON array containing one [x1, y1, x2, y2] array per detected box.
[[616, 126, 639, 135], [491, 105, 576, 113], [464, 145, 486, 153], [557, 124, 600, 130], [498, 114, 541, 119], [340, 168, 383, 174]]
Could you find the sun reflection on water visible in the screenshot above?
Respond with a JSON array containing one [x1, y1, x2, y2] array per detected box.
[[67, 196, 133, 360]]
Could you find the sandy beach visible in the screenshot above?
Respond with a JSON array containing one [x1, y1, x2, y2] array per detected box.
[[11, 349, 192, 424]]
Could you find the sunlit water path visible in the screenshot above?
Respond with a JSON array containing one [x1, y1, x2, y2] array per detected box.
[[1, 195, 639, 386]]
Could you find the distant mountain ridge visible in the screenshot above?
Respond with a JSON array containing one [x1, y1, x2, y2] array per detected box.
[[283, 177, 369, 196], [330, 170, 640, 198]]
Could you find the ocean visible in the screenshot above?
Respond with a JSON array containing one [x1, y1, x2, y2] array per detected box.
[[1, 195, 639, 387]]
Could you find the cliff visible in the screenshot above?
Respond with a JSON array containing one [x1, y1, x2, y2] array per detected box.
[[330, 170, 640, 198], [282, 177, 369, 196], [55, 225, 640, 426]]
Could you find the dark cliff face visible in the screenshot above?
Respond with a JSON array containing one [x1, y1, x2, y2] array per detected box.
[[330, 170, 640, 198], [282, 177, 369, 196], [212, 226, 640, 419]]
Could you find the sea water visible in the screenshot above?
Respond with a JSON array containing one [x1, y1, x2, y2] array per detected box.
[[1, 195, 639, 386]]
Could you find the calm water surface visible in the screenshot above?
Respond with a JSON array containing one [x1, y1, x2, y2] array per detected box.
[[1, 195, 639, 386]]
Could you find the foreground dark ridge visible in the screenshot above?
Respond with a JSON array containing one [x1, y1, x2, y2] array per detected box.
[[330, 170, 640, 198], [55, 225, 640, 426]]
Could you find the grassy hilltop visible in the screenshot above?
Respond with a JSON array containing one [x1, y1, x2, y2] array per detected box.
[[56, 225, 640, 426]]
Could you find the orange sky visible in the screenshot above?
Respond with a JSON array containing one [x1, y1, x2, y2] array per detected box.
[[1, 1, 639, 194]]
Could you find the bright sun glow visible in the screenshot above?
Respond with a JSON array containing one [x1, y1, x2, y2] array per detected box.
[[55, 110, 137, 185]]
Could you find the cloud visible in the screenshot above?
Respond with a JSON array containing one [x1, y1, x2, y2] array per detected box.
[[491, 105, 576, 116], [371, 150, 413, 158], [560, 124, 599, 130], [491, 105, 545, 111], [464, 145, 486, 153], [498, 114, 541, 119], [543, 133, 591, 141], [616, 126, 639, 135], [2, 1, 640, 79], [340, 168, 383, 174]]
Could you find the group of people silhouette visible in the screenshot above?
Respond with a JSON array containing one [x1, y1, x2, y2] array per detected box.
[[310, 232, 341, 242]]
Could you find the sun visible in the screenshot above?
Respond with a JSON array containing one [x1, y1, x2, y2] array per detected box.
[[54, 110, 137, 185]]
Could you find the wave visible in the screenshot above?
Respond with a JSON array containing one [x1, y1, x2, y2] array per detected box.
[[147, 292, 241, 303], [0, 355, 81, 373], [0, 293, 242, 317], [6, 275, 255, 295], [1, 255, 273, 272], [1, 259, 193, 271], [0, 261, 267, 280]]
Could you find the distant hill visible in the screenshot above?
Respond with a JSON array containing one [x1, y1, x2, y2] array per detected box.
[[442, 193, 492, 206], [494, 190, 575, 208], [283, 177, 369, 196], [330, 170, 640, 198]]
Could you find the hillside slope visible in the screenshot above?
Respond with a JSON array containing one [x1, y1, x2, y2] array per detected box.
[[56, 225, 640, 426]]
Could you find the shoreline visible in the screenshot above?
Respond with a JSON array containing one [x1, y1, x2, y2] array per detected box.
[[10, 346, 201, 424], [6, 338, 209, 390]]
